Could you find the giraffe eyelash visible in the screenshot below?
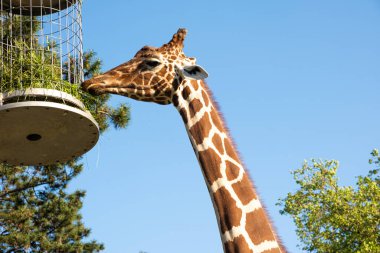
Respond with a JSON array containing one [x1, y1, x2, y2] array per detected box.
[[144, 59, 162, 68]]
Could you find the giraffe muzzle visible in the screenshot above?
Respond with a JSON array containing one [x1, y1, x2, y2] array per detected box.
[[81, 80, 103, 96]]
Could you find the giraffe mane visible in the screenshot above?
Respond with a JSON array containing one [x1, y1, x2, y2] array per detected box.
[[200, 79, 288, 252]]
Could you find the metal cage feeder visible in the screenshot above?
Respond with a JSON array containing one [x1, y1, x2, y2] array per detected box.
[[0, 0, 99, 166], [1, 0, 76, 15]]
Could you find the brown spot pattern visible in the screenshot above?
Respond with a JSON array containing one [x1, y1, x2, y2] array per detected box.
[[172, 78, 181, 91], [164, 90, 172, 97], [224, 235, 251, 253], [144, 73, 153, 81], [172, 94, 179, 107], [261, 249, 282, 253], [129, 94, 139, 100], [189, 113, 212, 145], [224, 139, 240, 161], [154, 89, 162, 96], [226, 161, 241, 181], [246, 209, 276, 245], [179, 108, 188, 124], [158, 67, 167, 76], [212, 134, 224, 154], [192, 80, 199, 90], [198, 147, 223, 186], [231, 174, 257, 205], [202, 90, 210, 106], [189, 98, 203, 118], [210, 109, 224, 132], [182, 86, 191, 100], [213, 187, 242, 233]]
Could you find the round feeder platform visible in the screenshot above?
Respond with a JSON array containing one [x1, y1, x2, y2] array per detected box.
[[1, 0, 76, 15], [0, 88, 99, 166]]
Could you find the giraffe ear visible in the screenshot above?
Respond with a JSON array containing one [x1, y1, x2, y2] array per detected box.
[[181, 65, 209, 80]]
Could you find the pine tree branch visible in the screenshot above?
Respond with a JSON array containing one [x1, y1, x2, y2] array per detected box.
[[0, 181, 49, 198]]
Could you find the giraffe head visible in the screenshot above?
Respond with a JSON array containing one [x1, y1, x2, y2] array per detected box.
[[81, 28, 208, 105]]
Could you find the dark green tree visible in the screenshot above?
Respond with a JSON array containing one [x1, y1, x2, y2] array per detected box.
[[0, 12, 130, 253], [0, 161, 104, 252], [278, 150, 380, 253]]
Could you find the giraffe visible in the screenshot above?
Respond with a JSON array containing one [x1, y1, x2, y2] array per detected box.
[[82, 29, 286, 253]]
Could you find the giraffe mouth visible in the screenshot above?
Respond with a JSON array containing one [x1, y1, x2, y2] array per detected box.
[[87, 84, 103, 96], [81, 80, 105, 96]]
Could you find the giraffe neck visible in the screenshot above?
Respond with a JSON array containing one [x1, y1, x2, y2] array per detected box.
[[172, 79, 285, 253]]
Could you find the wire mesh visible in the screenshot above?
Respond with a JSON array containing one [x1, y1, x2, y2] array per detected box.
[[0, 0, 83, 97]]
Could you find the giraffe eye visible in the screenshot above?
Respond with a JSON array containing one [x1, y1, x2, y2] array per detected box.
[[145, 60, 161, 68]]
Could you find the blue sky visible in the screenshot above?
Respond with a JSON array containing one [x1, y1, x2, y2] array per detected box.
[[71, 1, 380, 252]]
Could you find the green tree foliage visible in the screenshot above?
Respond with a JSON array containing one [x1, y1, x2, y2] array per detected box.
[[278, 150, 380, 253], [0, 11, 130, 252], [0, 161, 104, 252]]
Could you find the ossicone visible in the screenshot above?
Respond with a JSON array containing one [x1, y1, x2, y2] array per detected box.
[[163, 28, 188, 52]]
